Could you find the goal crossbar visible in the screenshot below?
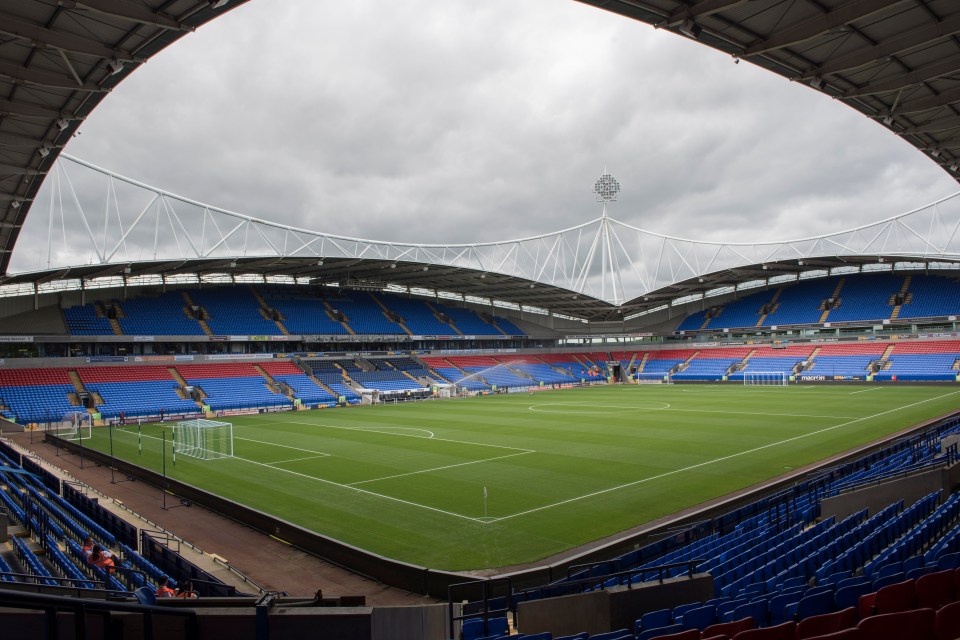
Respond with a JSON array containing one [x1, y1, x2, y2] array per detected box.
[[743, 371, 789, 386], [174, 419, 234, 460]]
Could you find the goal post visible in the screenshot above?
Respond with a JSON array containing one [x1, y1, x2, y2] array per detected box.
[[174, 419, 234, 460], [743, 371, 789, 386], [55, 411, 92, 440]]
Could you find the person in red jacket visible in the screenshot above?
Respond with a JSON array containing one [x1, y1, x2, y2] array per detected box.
[[176, 579, 199, 599], [156, 576, 176, 598], [81, 536, 95, 563], [89, 545, 115, 574]]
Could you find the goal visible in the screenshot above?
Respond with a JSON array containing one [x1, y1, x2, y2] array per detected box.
[[174, 419, 234, 460], [55, 411, 92, 440], [743, 371, 789, 386]]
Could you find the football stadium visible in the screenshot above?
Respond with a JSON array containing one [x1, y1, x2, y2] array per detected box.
[[2, 1, 960, 639]]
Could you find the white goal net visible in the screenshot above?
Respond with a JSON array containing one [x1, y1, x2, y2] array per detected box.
[[743, 371, 789, 386], [174, 419, 234, 460], [55, 411, 92, 440]]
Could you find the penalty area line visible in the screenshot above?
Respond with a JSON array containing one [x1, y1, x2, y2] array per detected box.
[[246, 456, 486, 523], [348, 450, 536, 487]]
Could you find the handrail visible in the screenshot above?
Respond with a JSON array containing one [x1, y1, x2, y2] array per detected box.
[[0, 586, 198, 640]]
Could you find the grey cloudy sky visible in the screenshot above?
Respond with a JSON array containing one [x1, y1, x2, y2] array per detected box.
[[10, 0, 960, 273]]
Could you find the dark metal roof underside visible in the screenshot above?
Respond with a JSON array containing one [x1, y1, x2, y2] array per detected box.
[[3, 254, 956, 322], [0, 0, 249, 275], [575, 0, 960, 178], [3, 0, 959, 319]]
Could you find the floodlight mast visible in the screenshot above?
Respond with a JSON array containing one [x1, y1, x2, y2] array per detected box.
[[593, 170, 624, 306]]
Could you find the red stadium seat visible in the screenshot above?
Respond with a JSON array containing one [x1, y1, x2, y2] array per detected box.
[[799, 630, 861, 640], [872, 579, 917, 615], [856, 607, 935, 640], [915, 569, 954, 610], [702, 617, 754, 638], [729, 620, 795, 639], [796, 607, 858, 639], [935, 600, 960, 640]]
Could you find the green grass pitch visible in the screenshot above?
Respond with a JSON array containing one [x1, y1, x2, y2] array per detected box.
[[81, 384, 959, 570]]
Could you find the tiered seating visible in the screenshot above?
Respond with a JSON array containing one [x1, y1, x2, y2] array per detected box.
[[189, 288, 280, 335], [175, 364, 290, 411], [876, 342, 960, 382], [674, 348, 752, 381], [677, 272, 960, 332], [0, 368, 77, 423], [805, 343, 887, 378], [256, 361, 337, 406], [329, 293, 402, 334], [259, 287, 348, 334], [495, 355, 572, 385], [442, 356, 532, 389], [375, 294, 451, 335], [700, 289, 773, 330], [899, 275, 960, 319], [764, 277, 840, 326], [826, 273, 901, 322], [419, 357, 489, 390], [380, 358, 440, 384], [63, 304, 114, 335], [78, 366, 198, 419], [434, 305, 502, 335], [731, 346, 814, 380], [351, 369, 425, 392], [490, 315, 523, 335], [307, 361, 361, 402], [117, 291, 204, 335], [537, 354, 606, 382], [0, 441, 227, 596], [641, 349, 696, 380]]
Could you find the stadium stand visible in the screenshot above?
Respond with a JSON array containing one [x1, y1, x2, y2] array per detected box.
[[189, 288, 280, 336], [260, 286, 349, 335], [730, 346, 814, 380], [256, 361, 338, 406], [898, 274, 960, 320], [117, 291, 206, 336], [76, 366, 199, 419], [306, 360, 362, 403], [802, 343, 887, 379], [823, 273, 901, 323], [0, 440, 233, 599], [0, 368, 78, 424], [62, 304, 115, 335], [763, 277, 840, 326], [175, 363, 291, 412], [59, 285, 527, 338]]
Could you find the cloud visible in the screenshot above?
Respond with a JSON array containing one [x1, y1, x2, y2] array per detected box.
[[10, 0, 957, 274]]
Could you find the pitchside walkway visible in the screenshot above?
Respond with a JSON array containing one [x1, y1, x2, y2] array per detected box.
[[3, 431, 433, 605]]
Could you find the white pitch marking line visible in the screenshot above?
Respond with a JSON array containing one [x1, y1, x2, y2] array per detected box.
[[113, 424, 483, 522], [850, 387, 883, 395], [268, 455, 329, 465], [488, 389, 960, 524], [527, 403, 858, 420], [278, 420, 534, 454], [348, 451, 536, 486], [248, 457, 484, 523], [235, 436, 330, 457]]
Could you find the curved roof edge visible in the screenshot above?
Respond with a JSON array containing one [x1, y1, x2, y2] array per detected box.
[[0, 0, 251, 275], [4, 154, 959, 320]]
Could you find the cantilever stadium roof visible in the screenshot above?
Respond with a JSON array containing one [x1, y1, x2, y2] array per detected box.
[[577, 0, 960, 180], [3, 0, 960, 319], [0, 0, 249, 275]]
